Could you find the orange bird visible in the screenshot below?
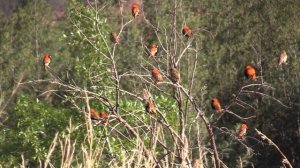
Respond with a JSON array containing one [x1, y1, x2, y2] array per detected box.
[[132, 3, 139, 18], [110, 32, 120, 44], [169, 66, 180, 83], [145, 100, 156, 114], [43, 54, 52, 70], [90, 108, 101, 121], [211, 98, 222, 112], [152, 67, 164, 84], [236, 124, 248, 139], [90, 108, 109, 125], [99, 111, 109, 125], [149, 44, 158, 57], [244, 65, 257, 81], [278, 50, 288, 65], [182, 25, 192, 38]]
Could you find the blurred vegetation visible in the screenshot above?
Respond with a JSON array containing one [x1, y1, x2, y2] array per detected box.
[[0, 0, 299, 167]]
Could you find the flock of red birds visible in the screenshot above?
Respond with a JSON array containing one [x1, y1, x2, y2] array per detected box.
[[210, 50, 288, 139], [211, 50, 288, 139], [42, 3, 289, 137]]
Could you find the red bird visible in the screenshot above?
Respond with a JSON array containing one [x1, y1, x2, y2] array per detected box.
[[132, 3, 139, 18], [169, 66, 180, 83], [99, 111, 109, 125], [90, 108, 101, 121], [43, 54, 51, 70], [182, 25, 192, 38], [244, 65, 257, 81], [145, 100, 156, 114], [152, 67, 164, 84], [149, 44, 158, 57], [110, 32, 120, 44], [90, 108, 109, 125], [236, 124, 248, 139], [278, 50, 288, 65], [211, 98, 222, 112]]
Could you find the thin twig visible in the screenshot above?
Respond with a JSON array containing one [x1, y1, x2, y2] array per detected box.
[[255, 128, 293, 168]]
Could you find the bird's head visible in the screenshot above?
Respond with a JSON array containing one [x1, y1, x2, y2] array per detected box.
[[281, 50, 287, 55], [151, 44, 158, 49], [44, 53, 51, 58], [100, 112, 108, 118], [152, 67, 159, 74], [245, 65, 252, 70], [183, 25, 190, 31], [241, 124, 248, 129], [146, 101, 151, 106], [212, 98, 218, 103], [90, 108, 96, 113]]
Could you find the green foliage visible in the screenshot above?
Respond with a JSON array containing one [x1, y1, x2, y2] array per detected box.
[[0, 94, 80, 165], [65, 0, 113, 91]]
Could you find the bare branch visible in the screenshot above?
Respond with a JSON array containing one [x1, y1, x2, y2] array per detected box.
[[255, 129, 293, 168]]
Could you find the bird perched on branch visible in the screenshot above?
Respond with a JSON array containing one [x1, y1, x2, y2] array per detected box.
[[152, 67, 164, 84], [236, 124, 248, 140], [43, 54, 51, 70], [149, 44, 158, 58], [110, 32, 120, 44], [244, 65, 257, 81], [211, 98, 222, 112], [145, 100, 156, 114], [169, 66, 180, 84], [90, 108, 100, 120], [278, 50, 288, 65], [132, 3, 139, 18], [90, 108, 109, 125], [182, 25, 192, 38], [99, 111, 109, 125]]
